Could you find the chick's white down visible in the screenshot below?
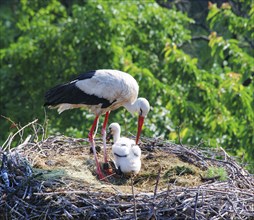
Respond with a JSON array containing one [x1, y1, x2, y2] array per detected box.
[[108, 123, 141, 174]]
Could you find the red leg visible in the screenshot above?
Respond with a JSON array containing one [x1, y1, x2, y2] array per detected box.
[[101, 111, 110, 163], [88, 116, 105, 180]]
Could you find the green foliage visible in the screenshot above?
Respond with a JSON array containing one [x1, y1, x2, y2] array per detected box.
[[0, 1, 253, 171], [205, 166, 228, 181], [164, 166, 195, 178]]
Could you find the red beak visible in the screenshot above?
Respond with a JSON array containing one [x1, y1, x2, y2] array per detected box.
[[136, 115, 144, 144]]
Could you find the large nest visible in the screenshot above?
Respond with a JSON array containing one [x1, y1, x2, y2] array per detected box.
[[0, 122, 254, 219]]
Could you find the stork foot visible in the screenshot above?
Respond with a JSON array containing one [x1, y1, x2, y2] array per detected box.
[[102, 162, 113, 175], [97, 173, 105, 180], [96, 167, 108, 181]]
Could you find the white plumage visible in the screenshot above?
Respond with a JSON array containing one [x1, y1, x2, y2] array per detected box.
[[108, 123, 142, 175], [55, 70, 140, 115]]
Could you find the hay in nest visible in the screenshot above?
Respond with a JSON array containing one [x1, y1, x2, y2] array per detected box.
[[1, 123, 254, 219]]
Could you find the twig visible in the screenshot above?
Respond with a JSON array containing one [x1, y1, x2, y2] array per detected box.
[[15, 135, 32, 150], [193, 188, 200, 220], [1, 133, 12, 152], [1, 115, 19, 130], [153, 166, 161, 202], [34, 190, 110, 196], [191, 35, 210, 42], [199, 174, 221, 182], [220, 146, 229, 161], [177, 125, 184, 146], [131, 175, 137, 220], [2, 119, 38, 151]]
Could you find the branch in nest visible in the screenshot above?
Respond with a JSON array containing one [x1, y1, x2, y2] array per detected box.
[[199, 174, 221, 182], [2, 119, 38, 151]]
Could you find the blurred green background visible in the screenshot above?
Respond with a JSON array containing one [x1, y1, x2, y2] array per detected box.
[[0, 0, 253, 171]]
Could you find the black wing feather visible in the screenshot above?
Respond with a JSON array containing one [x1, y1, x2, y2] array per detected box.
[[44, 72, 114, 108], [73, 71, 96, 81]]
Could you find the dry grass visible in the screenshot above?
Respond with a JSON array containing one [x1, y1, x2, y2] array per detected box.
[[20, 135, 205, 194]]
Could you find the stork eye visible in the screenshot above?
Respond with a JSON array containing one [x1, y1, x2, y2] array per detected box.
[[139, 108, 143, 116]]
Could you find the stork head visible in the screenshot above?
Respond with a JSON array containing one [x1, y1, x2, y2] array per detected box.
[[137, 98, 150, 118], [107, 122, 121, 143], [123, 97, 150, 144], [136, 98, 150, 145], [108, 122, 121, 135]]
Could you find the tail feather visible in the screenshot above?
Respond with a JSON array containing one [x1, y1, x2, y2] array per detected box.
[[44, 83, 75, 106]]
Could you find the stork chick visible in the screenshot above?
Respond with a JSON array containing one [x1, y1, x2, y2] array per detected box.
[[107, 123, 141, 175]]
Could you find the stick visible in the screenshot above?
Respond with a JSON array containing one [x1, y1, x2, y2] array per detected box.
[[131, 174, 137, 220], [177, 125, 184, 146], [153, 166, 161, 202], [193, 188, 200, 220], [3, 119, 38, 151]]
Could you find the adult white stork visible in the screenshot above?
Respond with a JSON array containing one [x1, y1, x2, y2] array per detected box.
[[107, 122, 142, 175], [44, 69, 150, 179]]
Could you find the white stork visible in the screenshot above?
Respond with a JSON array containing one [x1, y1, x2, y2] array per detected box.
[[44, 69, 150, 179], [107, 122, 142, 175]]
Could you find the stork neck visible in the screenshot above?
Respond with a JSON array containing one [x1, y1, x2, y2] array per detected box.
[[123, 100, 139, 116], [113, 127, 121, 143]]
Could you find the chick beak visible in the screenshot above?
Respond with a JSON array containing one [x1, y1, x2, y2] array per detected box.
[[106, 131, 113, 142]]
